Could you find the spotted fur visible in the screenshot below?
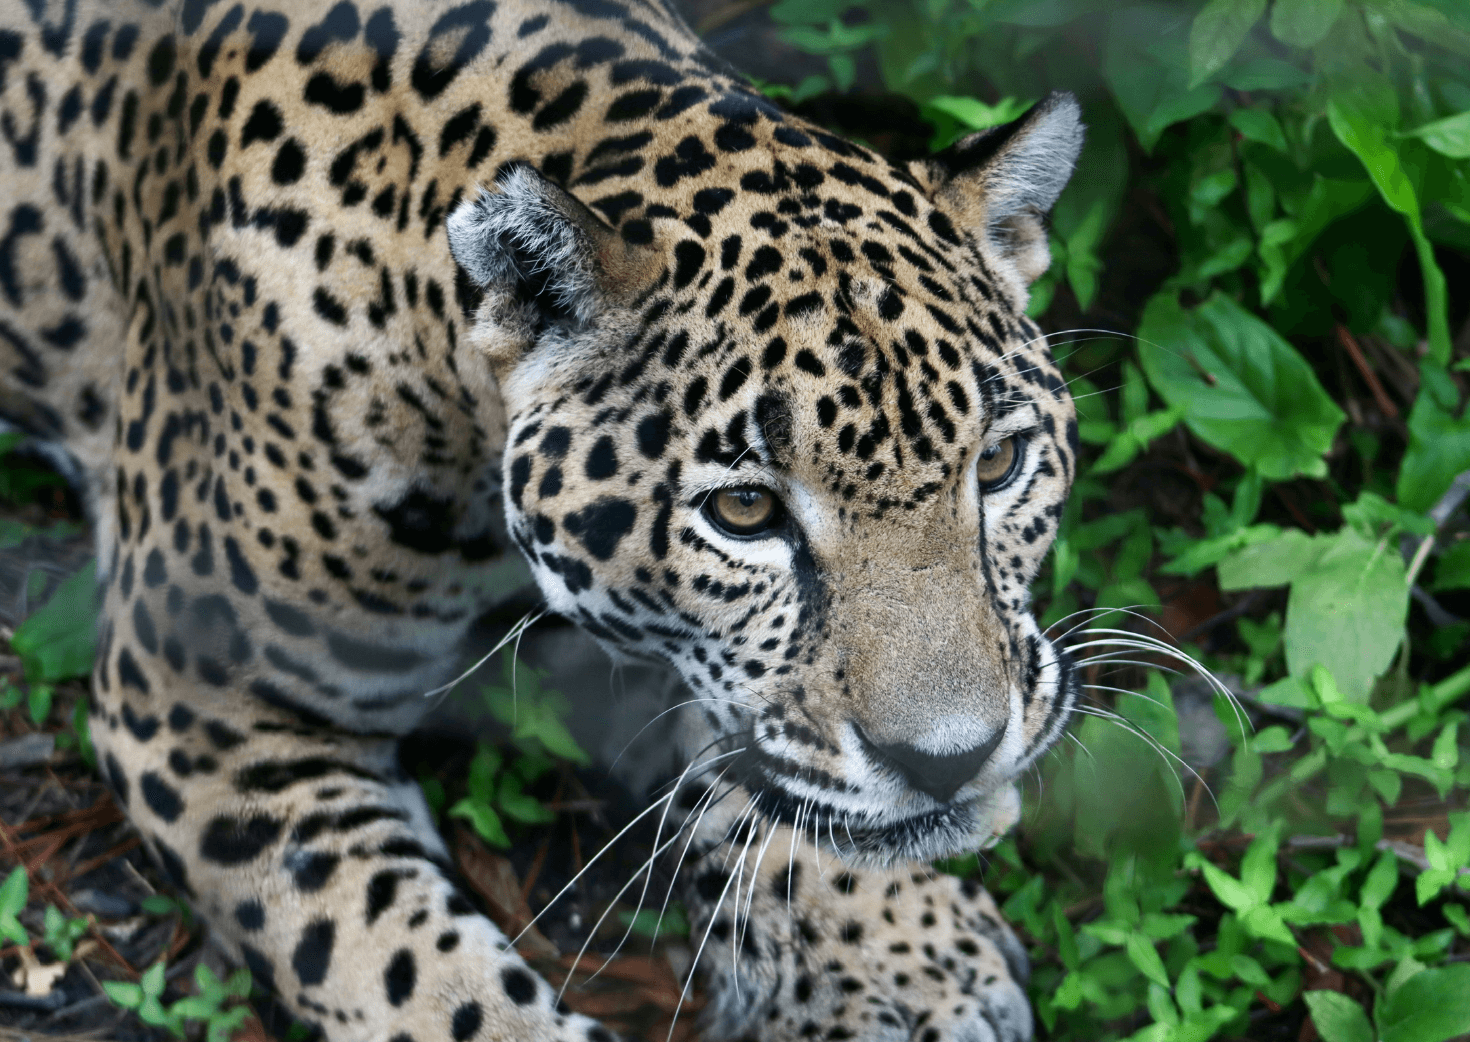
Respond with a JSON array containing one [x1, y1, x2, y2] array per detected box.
[[0, 0, 1082, 1037]]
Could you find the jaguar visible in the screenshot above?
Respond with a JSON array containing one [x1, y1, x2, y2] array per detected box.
[[0, 0, 1084, 1038]]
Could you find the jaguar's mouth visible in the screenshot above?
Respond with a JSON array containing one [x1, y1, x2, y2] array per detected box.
[[741, 773, 1016, 864]]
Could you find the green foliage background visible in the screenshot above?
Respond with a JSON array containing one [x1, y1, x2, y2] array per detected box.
[[757, 0, 1470, 1039]]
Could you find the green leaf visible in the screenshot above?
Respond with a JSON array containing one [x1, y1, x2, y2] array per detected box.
[[0, 866, 27, 946], [1125, 932, 1171, 987], [1269, 0, 1342, 47], [1229, 107, 1288, 151], [1379, 964, 1470, 1042], [1328, 85, 1452, 363], [1187, 853, 1255, 912], [1397, 365, 1470, 512], [448, 798, 510, 848], [1404, 111, 1470, 159], [10, 561, 97, 683], [1188, 0, 1265, 87], [142, 961, 167, 998], [1137, 292, 1344, 480], [1218, 529, 1319, 589], [495, 774, 556, 824], [104, 981, 145, 1009], [1361, 850, 1400, 909], [1285, 531, 1409, 702], [1303, 991, 1373, 1042]]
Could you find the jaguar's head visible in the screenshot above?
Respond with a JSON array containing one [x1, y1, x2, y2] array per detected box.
[[448, 91, 1084, 862]]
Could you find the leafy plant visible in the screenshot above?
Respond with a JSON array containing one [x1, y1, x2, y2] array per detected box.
[[104, 962, 252, 1042], [447, 653, 589, 847], [11, 560, 97, 684], [41, 904, 90, 961]]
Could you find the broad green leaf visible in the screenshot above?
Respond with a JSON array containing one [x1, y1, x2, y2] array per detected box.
[[1303, 991, 1373, 1042], [1397, 365, 1470, 512], [1240, 826, 1281, 905], [1379, 964, 1470, 1042], [1137, 292, 1344, 480], [1361, 850, 1400, 909], [11, 561, 97, 683], [1188, 0, 1265, 88], [1329, 85, 1452, 363], [104, 981, 145, 1009], [1229, 107, 1287, 151], [1285, 530, 1409, 702], [921, 95, 1032, 149], [1269, 0, 1342, 47], [141, 961, 167, 998], [1404, 111, 1470, 159], [1187, 854, 1254, 912], [1218, 529, 1320, 589], [1126, 932, 1171, 987], [496, 774, 556, 824], [448, 798, 510, 848]]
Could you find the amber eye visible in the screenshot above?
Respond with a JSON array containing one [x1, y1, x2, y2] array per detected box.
[[976, 435, 1023, 492], [708, 487, 781, 536]]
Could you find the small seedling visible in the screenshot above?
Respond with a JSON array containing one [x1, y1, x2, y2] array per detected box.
[[41, 905, 89, 961], [105, 961, 252, 1041]]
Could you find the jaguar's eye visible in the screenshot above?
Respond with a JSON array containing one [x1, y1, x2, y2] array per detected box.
[[708, 486, 781, 536], [976, 435, 1024, 492]]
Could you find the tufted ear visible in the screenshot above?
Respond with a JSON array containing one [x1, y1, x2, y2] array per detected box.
[[912, 92, 1084, 288], [446, 166, 659, 328]]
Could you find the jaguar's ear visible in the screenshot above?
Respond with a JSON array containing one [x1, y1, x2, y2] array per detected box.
[[446, 165, 659, 330], [911, 92, 1084, 289]]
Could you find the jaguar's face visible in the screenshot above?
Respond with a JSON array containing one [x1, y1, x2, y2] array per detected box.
[[450, 94, 1084, 861]]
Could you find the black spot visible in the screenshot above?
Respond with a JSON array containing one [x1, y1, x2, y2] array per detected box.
[[141, 771, 183, 822], [451, 1001, 482, 1041], [366, 870, 403, 924], [561, 498, 636, 560], [374, 488, 457, 554], [636, 411, 670, 459], [224, 537, 258, 594], [147, 35, 176, 86], [272, 139, 306, 184], [240, 100, 283, 147], [500, 967, 536, 1006], [235, 899, 266, 931], [412, 2, 494, 100], [117, 647, 150, 693], [199, 814, 282, 864], [304, 72, 364, 113], [385, 949, 416, 1006], [292, 851, 340, 891], [585, 436, 617, 479], [292, 919, 335, 986], [672, 240, 704, 289]]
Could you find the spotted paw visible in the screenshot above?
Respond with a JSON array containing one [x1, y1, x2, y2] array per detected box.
[[686, 831, 1031, 1042]]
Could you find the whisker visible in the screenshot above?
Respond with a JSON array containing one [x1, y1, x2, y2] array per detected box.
[[422, 609, 546, 702]]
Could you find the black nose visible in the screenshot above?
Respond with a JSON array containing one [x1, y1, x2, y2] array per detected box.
[[857, 725, 1004, 803]]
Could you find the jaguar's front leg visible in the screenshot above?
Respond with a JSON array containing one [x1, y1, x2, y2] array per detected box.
[[91, 671, 614, 1042], [680, 800, 1032, 1042]]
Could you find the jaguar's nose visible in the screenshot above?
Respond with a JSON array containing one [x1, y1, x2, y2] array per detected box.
[[856, 723, 1005, 803]]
